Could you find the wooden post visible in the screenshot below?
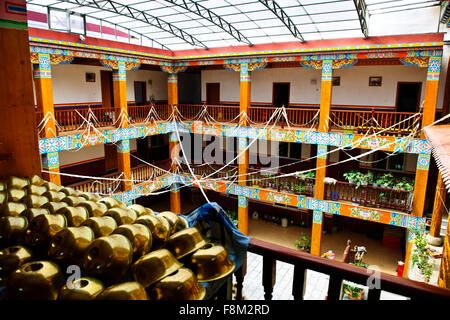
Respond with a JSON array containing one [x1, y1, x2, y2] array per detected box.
[[404, 153, 431, 277], [113, 61, 132, 191], [238, 63, 251, 235], [168, 73, 178, 106], [311, 59, 333, 256], [169, 132, 181, 214], [438, 222, 450, 289], [429, 172, 445, 238], [33, 53, 61, 185], [421, 57, 441, 137]]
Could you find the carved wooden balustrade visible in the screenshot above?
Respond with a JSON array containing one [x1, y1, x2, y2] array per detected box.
[[330, 109, 422, 137], [234, 238, 450, 300]]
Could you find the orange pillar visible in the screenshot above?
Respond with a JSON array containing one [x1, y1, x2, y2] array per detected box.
[[429, 172, 445, 238], [439, 221, 450, 289], [169, 132, 181, 214], [404, 57, 442, 277], [238, 63, 250, 236], [0, 2, 41, 179], [113, 61, 132, 191], [33, 53, 61, 185], [168, 73, 181, 213], [311, 60, 333, 256]]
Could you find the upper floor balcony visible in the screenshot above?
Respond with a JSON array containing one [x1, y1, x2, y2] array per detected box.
[[36, 104, 422, 139]]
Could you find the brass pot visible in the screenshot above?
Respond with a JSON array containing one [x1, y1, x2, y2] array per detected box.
[[96, 281, 147, 300], [24, 194, 49, 208], [0, 191, 6, 206], [56, 206, 89, 227], [112, 224, 151, 260], [28, 175, 45, 186], [127, 204, 148, 217], [145, 207, 155, 216], [165, 227, 208, 260], [43, 181, 62, 192], [0, 246, 33, 286], [79, 192, 101, 202], [135, 215, 170, 250], [188, 244, 235, 282], [41, 201, 69, 214], [25, 214, 67, 248], [25, 184, 47, 196], [0, 216, 28, 245], [48, 226, 95, 264], [0, 181, 7, 192], [60, 187, 81, 197], [149, 268, 205, 300], [42, 191, 66, 202], [81, 216, 117, 237], [98, 197, 126, 209], [5, 260, 65, 300], [1, 202, 27, 217], [105, 207, 137, 225], [176, 216, 189, 233], [61, 196, 85, 206], [77, 201, 108, 217], [8, 176, 29, 189], [21, 208, 49, 222], [157, 211, 181, 235], [58, 277, 104, 300], [131, 249, 182, 288], [7, 188, 27, 202], [83, 234, 133, 284]]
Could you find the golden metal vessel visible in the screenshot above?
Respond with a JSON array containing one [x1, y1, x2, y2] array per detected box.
[[149, 268, 206, 300], [83, 234, 133, 284], [41, 201, 69, 214], [131, 249, 182, 287], [135, 214, 170, 250], [79, 192, 101, 202], [43, 181, 62, 192], [7, 188, 27, 202], [60, 186, 81, 197], [61, 196, 85, 206], [165, 227, 208, 259], [176, 216, 189, 232], [0, 246, 33, 286], [127, 204, 148, 216], [42, 191, 66, 202], [0, 216, 28, 244], [81, 216, 117, 237], [25, 184, 47, 196], [58, 277, 104, 300], [77, 200, 108, 217], [21, 208, 49, 222], [24, 214, 67, 247], [188, 244, 235, 282], [8, 176, 29, 189], [48, 226, 95, 264], [98, 197, 126, 209], [157, 211, 180, 235], [1, 201, 27, 217], [28, 175, 45, 186], [112, 224, 151, 260], [0, 191, 6, 206], [96, 281, 148, 300], [24, 194, 49, 208], [56, 206, 89, 227], [5, 260, 65, 300], [105, 207, 137, 225]]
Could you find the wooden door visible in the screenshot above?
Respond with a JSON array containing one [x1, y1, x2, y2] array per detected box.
[[101, 70, 114, 108], [206, 83, 220, 105]]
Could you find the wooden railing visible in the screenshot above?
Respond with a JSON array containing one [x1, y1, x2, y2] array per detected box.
[[36, 105, 421, 138], [234, 238, 450, 300], [66, 163, 169, 193], [325, 181, 412, 212], [330, 109, 422, 136]]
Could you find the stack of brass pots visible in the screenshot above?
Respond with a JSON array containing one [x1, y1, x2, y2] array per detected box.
[[0, 175, 237, 300]]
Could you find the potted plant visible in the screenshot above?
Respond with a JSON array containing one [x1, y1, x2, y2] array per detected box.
[[294, 233, 311, 253], [342, 283, 365, 300], [410, 229, 434, 283], [343, 170, 359, 184], [377, 173, 395, 188]]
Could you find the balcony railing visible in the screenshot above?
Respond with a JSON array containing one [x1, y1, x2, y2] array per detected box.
[[325, 180, 413, 213], [36, 104, 422, 138], [235, 238, 450, 300], [330, 109, 421, 136], [66, 163, 168, 193]]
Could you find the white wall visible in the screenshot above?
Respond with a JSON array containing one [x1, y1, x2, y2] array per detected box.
[[49, 64, 168, 105], [202, 64, 428, 108], [59, 144, 105, 167]]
